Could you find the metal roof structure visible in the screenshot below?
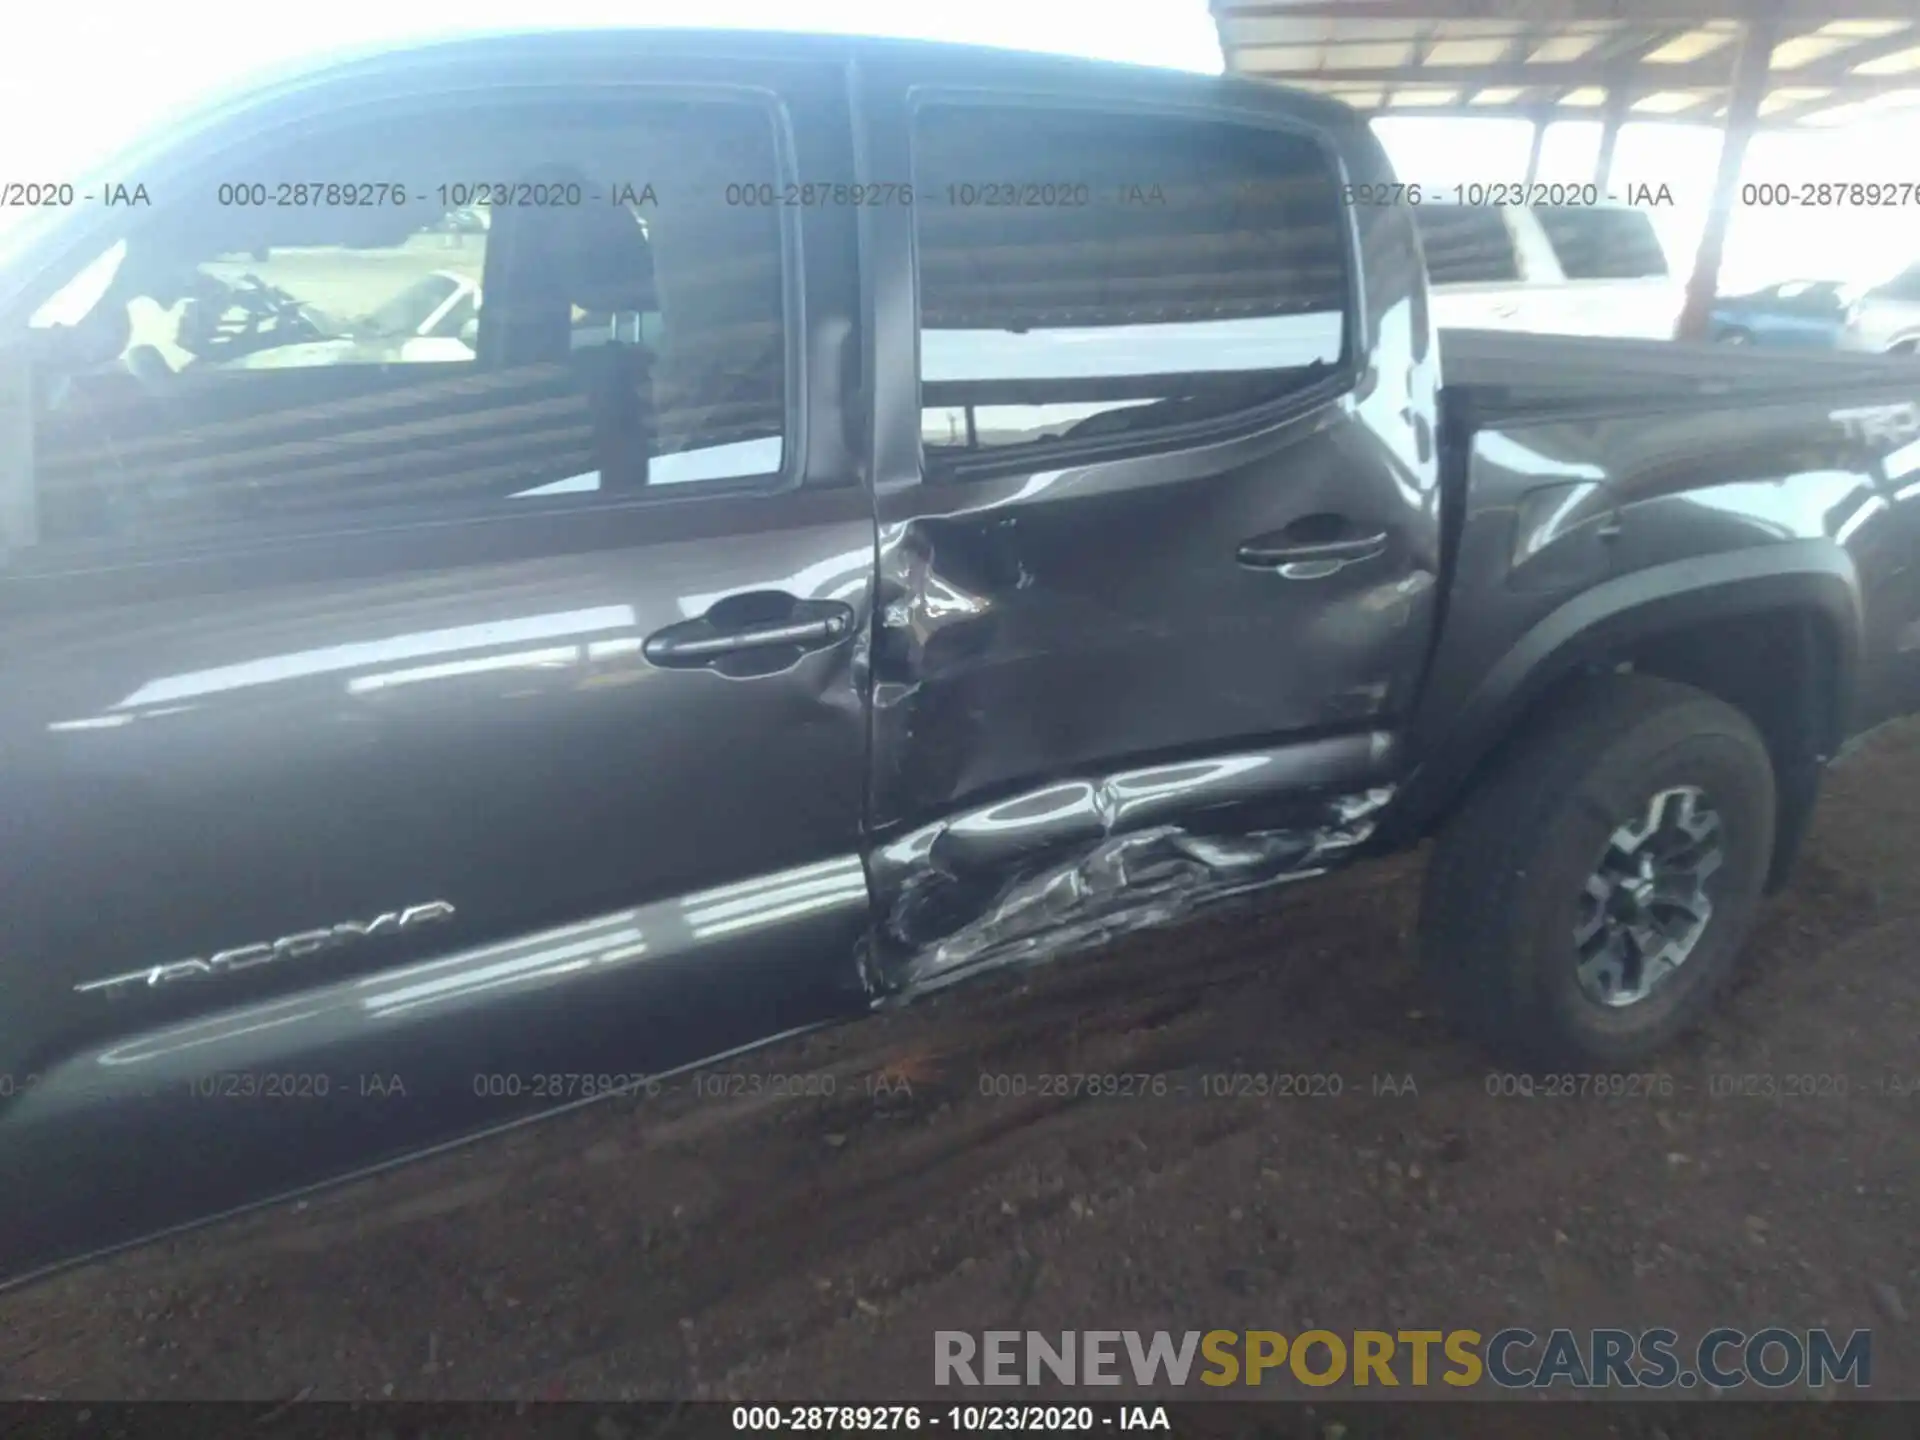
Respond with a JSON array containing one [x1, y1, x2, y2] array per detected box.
[[1210, 2, 1920, 129]]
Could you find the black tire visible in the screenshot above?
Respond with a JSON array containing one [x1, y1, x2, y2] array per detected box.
[[1420, 673, 1775, 1069]]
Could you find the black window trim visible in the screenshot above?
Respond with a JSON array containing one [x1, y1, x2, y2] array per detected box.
[[1, 72, 812, 575], [901, 85, 1361, 484]]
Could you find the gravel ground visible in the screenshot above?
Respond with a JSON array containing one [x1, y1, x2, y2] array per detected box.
[[2, 724, 1918, 1408]]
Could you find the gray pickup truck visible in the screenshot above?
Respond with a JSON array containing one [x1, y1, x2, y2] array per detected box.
[[3, 29, 1919, 1289]]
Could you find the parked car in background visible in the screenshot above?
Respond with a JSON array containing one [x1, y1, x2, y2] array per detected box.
[[1841, 262, 1920, 355], [206, 269, 483, 370], [1411, 199, 1684, 340], [1708, 279, 1851, 349], [435, 205, 490, 235]]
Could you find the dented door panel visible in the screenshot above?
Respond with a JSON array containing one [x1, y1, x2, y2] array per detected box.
[[866, 413, 1436, 828], [859, 424, 1427, 996], [852, 66, 1442, 993], [867, 734, 1399, 996]]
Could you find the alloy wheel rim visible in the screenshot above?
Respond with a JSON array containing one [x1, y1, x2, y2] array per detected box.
[[1574, 785, 1725, 1008]]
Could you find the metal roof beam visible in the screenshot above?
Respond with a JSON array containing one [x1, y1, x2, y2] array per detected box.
[[1760, 100, 1832, 125], [1228, 62, 1909, 95], [1347, 105, 1803, 126], [1762, 92, 1911, 125], [1786, 26, 1920, 78], [1216, 1, 1919, 22], [1452, 23, 1543, 107], [1387, 30, 1438, 111], [1225, 32, 1920, 91]]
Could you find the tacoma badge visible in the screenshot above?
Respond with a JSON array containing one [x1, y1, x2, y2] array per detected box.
[[73, 903, 457, 999]]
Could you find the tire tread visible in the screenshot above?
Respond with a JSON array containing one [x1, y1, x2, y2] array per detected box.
[[1420, 672, 1771, 1066]]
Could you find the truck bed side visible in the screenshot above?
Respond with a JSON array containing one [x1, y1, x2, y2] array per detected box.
[[1392, 328, 1920, 846]]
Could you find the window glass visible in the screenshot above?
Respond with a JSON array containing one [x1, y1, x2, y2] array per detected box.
[[29, 240, 127, 329], [1776, 281, 1844, 310], [1532, 206, 1670, 281], [910, 103, 1348, 457], [1409, 204, 1520, 286], [1877, 265, 1920, 303], [17, 95, 787, 549]]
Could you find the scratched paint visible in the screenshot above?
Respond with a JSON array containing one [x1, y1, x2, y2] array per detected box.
[[863, 736, 1397, 997]]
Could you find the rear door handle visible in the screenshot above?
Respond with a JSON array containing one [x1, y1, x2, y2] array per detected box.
[[1237, 528, 1388, 576], [643, 596, 854, 669]]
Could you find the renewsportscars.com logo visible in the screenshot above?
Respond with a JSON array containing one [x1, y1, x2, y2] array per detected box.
[[934, 1327, 1873, 1390]]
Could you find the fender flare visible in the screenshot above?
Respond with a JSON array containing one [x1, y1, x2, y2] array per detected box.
[[1386, 539, 1864, 845]]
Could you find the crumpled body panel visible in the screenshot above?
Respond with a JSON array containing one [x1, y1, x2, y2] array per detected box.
[[864, 733, 1398, 997]]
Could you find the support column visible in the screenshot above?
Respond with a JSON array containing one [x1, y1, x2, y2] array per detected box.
[[0, 347, 32, 558], [1522, 113, 1548, 188], [1674, 19, 1777, 341], [1594, 87, 1629, 190]]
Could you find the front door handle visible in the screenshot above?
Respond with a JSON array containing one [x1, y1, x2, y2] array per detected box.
[[1237, 526, 1388, 576], [643, 595, 854, 669]]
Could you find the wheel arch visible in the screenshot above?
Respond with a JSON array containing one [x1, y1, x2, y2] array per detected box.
[[1387, 541, 1863, 890]]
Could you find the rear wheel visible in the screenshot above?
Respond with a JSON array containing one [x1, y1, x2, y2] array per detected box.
[[1420, 674, 1775, 1069]]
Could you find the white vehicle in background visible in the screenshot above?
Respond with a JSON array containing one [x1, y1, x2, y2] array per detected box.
[[184, 269, 482, 371], [1409, 200, 1685, 340], [1839, 263, 1920, 355]]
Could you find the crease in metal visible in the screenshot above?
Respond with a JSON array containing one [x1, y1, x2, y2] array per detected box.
[[865, 739, 1396, 997]]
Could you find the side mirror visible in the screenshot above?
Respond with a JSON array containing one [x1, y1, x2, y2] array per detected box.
[[458, 316, 479, 348]]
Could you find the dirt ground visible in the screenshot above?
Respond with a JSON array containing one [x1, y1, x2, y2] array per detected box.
[[2, 723, 1918, 1409]]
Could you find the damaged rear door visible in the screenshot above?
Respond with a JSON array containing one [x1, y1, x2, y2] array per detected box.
[[852, 67, 1442, 993]]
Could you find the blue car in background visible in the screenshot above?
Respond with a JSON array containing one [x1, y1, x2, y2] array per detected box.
[[1709, 279, 1852, 349]]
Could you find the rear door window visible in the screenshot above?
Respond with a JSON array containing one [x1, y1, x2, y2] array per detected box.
[[1409, 204, 1521, 285], [1532, 206, 1671, 280], [909, 102, 1349, 460]]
